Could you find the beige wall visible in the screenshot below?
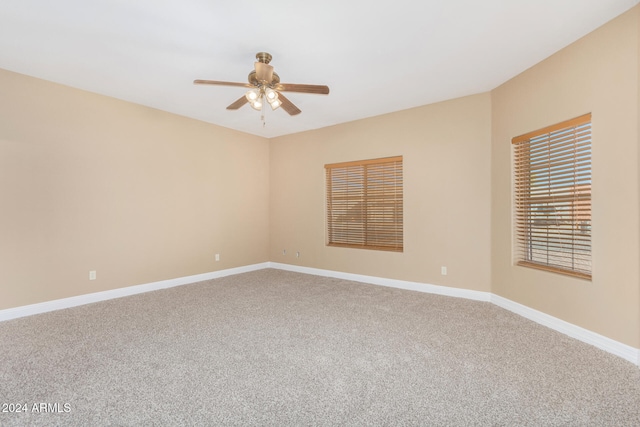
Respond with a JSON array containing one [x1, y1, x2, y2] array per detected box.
[[491, 7, 640, 347], [269, 93, 493, 292], [0, 69, 270, 310]]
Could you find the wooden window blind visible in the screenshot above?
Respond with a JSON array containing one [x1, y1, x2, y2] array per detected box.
[[325, 156, 403, 252], [512, 114, 592, 279]]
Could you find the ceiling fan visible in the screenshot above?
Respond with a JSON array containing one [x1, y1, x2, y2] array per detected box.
[[194, 52, 329, 116]]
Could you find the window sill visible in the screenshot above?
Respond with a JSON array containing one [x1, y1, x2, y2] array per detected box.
[[517, 261, 591, 281]]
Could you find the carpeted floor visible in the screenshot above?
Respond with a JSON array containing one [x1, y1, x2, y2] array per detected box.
[[1, 269, 639, 426]]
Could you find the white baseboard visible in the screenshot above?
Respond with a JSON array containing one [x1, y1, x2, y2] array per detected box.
[[268, 263, 639, 366], [490, 294, 640, 366], [268, 262, 491, 302], [1, 261, 638, 366], [0, 262, 270, 322]]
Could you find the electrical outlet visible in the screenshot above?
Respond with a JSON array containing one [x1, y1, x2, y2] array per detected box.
[[89, 270, 96, 280], [283, 249, 286, 255], [441, 266, 447, 276], [215, 254, 220, 262], [296, 251, 300, 258]]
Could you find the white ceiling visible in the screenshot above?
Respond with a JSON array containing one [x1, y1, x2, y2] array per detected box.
[[1, 1, 638, 138]]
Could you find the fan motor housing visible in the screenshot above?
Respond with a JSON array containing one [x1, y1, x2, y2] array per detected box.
[[248, 70, 280, 86]]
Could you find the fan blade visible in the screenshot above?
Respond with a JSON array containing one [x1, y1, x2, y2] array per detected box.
[[255, 62, 274, 83], [226, 96, 248, 110], [275, 83, 329, 95], [194, 79, 252, 88], [277, 93, 302, 116]]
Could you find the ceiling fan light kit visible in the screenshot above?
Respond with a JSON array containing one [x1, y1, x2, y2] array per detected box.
[[244, 86, 281, 111], [194, 52, 329, 119]]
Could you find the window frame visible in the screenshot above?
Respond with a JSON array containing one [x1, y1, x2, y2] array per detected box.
[[512, 114, 592, 280], [325, 156, 403, 252]]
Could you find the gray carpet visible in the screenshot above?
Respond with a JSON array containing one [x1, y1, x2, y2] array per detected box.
[[1, 269, 639, 426]]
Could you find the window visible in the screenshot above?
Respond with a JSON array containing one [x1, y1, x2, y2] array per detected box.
[[512, 114, 592, 279], [325, 156, 403, 252]]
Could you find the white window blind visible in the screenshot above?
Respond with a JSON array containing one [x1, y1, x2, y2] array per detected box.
[[325, 156, 403, 252], [513, 114, 592, 279]]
